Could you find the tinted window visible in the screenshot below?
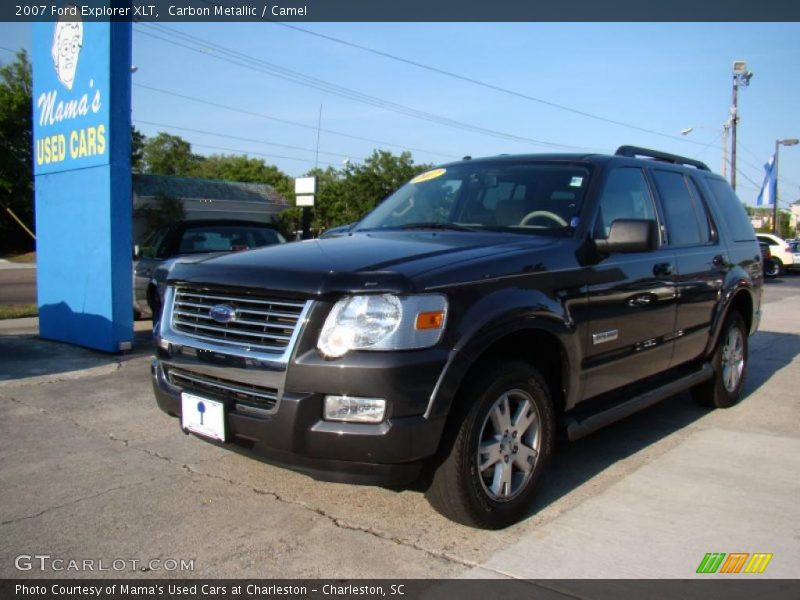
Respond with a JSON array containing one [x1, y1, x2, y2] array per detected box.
[[593, 168, 656, 239], [178, 225, 283, 254], [356, 163, 590, 234], [139, 227, 169, 259], [652, 170, 704, 246], [685, 177, 714, 244], [704, 178, 756, 242]]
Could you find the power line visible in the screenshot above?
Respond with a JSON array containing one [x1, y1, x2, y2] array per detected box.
[[691, 131, 724, 160], [186, 141, 339, 168], [0, 45, 21, 55], [135, 23, 596, 151], [269, 22, 712, 148], [133, 83, 459, 161], [134, 119, 362, 162]]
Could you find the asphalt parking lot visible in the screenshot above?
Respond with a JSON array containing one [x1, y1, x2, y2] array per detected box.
[[0, 274, 798, 579]]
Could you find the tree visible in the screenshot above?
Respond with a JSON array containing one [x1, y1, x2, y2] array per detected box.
[[0, 50, 33, 252], [276, 150, 432, 237], [141, 132, 200, 176], [192, 154, 291, 192], [131, 126, 146, 173]]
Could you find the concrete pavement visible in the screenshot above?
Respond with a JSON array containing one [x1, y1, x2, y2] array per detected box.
[[0, 276, 798, 579]]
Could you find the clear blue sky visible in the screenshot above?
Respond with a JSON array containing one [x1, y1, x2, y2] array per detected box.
[[2, 21, 799, 207]]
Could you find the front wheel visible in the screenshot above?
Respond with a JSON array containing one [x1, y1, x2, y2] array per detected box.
[[691, 311, 748, 408], [425, 361, 555, 529]]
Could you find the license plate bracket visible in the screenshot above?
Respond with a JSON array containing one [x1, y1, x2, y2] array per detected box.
[[181, 392, 226, 442]]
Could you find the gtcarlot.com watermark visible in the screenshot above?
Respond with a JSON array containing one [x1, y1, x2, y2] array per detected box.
[[14, 554, 195, 572]]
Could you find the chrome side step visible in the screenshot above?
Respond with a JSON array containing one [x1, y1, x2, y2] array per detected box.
[[564, 363, 714, 441]]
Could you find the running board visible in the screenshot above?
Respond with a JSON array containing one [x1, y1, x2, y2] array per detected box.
[[563, 363, 714, 441]]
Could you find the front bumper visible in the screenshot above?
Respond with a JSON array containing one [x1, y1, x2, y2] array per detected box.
[[151, 359, 447, 486]]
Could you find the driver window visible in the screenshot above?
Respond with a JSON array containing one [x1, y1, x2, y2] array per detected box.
[[594, 168, 656, 239]]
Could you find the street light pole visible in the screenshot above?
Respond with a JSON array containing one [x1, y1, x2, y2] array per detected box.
[[773, 138, 800, 235], [730, 61, 753, 191]]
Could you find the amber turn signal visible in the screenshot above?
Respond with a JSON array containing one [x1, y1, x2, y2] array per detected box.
[[415, 311, 444, 330]]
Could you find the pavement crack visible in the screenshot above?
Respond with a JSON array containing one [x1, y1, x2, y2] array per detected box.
[[0, 477, 162, 526], [169, 463, 485, 571]]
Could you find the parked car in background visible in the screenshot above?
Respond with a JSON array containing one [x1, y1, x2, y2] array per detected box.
[[134, 220, 286, 321], [789, 240, 800, 270], [756, 233, 794, 275]]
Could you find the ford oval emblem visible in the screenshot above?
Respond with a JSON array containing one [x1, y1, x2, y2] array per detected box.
[[209, 304, 237, 324]]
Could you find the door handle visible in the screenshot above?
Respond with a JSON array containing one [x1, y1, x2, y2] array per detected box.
[[653, 262, 673, 276]]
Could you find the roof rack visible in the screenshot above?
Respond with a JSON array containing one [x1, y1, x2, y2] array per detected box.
[[615, 146, 710, 171]]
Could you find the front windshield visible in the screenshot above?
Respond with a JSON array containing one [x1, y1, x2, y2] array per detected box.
[[355, 162, 591, 234]]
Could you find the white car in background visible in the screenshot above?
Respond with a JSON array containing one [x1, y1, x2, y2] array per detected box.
[[756, 233, 795, 275], [790, 240, 800, 269]]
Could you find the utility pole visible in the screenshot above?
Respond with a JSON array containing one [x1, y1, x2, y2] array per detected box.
[[301, 104, 323, 240], [730, 61, 753, 191], [721, 120, 730, 179]]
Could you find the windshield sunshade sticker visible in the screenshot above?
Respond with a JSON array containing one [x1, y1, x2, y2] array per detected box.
[[411, 168, 447, 184]]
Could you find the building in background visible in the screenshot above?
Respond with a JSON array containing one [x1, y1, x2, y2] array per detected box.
[[132, 174, 288, 242], [791, 202, 800, 236]]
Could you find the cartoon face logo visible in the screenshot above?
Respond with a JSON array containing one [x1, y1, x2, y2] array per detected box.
[[51, 14, 83, 90]]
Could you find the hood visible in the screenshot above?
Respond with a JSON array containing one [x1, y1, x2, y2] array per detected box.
[[168, 230, 559, 297]]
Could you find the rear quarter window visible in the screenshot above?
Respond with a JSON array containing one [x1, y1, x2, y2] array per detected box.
[[703, 177, 756, 242]]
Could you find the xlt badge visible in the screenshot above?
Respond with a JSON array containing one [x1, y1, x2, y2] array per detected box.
[[592, 329, 619, 345]]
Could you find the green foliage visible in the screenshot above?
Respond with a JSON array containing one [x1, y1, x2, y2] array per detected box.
[[309, 150, 432, 234], [0, 50, 34, 252], [0, 304, 38, 320], [141, 132, 201, 176], [193, 154, 290, 188], [754, 209, 794, 239], [131, 126, 146, 173], [133, 194, 186, 233]]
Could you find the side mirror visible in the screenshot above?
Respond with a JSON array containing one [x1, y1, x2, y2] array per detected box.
[[133, 244, 140, 260], [594, 219, 655, 254]]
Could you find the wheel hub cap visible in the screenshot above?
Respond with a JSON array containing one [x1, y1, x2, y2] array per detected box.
[[477, 389, 542, 502], [721, 327, 744, 393]]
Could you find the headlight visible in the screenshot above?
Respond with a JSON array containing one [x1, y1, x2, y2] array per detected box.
[[318, 294, 447, 358]]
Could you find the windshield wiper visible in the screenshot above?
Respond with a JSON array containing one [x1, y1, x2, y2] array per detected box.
[[399, 222, 478, 232]]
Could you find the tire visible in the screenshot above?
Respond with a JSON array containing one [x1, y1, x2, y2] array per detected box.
[[691, 311, 748, 409], [764, 259, 781, 278], [425, 361, 555, 529]]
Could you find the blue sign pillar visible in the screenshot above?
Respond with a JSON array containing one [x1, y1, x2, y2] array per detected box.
[[32, 19, 133, 352]]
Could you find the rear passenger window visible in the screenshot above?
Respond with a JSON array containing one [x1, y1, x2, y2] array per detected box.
[[652, 170, 708, 246], [704, 178, 757, 242], [594, 168, 657, 239], [685, 178, 714, 244]]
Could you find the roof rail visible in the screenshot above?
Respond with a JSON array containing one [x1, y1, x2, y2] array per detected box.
[[615, 145, 710, 171]]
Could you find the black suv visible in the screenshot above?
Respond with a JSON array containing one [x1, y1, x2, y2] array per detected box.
[[152, 146, 762, 528]]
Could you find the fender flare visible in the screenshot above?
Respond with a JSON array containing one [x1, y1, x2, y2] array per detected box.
[[424, 305, 578, 420]]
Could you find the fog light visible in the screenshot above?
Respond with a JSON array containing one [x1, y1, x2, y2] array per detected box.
[[324, 395, 386, 423]]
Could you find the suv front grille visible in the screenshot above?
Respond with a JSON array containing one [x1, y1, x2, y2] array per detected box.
[[171, 287, 306, 354], [167, 367, 278, 412]]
